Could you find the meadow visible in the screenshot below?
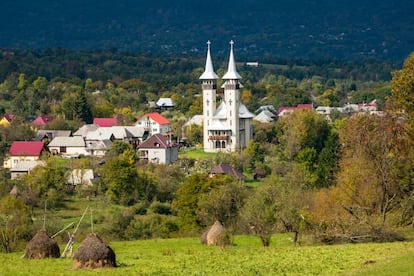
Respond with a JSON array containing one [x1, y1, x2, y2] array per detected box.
[[0, 234, 413, 275]]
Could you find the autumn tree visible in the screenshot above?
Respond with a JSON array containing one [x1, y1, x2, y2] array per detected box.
[[390, 52, 414, 122], [313, 114, 413, 241]]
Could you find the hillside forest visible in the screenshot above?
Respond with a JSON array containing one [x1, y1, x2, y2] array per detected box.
[[0, 48, 413, 252]]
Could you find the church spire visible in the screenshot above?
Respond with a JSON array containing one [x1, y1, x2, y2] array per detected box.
[[222, 40, 242, 80], [199, 40, 218, 80]]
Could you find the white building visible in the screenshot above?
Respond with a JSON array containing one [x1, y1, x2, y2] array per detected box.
[[200, 40, 254, 152]]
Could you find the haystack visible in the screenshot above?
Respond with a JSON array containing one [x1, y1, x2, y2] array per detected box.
[[206, 220, 232, 246], [73, 233, 116, 269], [24, 229, 60, 259]]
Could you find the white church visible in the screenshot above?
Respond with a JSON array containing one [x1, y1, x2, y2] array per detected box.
[[200, 40, 254, 152]]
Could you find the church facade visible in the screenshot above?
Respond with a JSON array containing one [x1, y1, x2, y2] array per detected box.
[[200, 41, 254, 153]]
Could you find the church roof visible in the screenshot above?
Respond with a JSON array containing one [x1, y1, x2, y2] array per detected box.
[[213, 102, 227, 119], [199, 40, 219, 80], [222, 40, 242, 80], [207, 120, 231, 131], [239, 104, 255, 118]]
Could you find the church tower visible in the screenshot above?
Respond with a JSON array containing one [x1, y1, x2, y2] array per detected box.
[[199, 41, 218, 152], [200, 40, 254, 153], [222, 40, 242, 151]]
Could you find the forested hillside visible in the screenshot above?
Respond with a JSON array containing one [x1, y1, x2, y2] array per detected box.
[[0, 0, 413, 60]]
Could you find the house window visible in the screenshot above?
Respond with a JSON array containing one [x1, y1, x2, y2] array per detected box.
[[60, 147, 67, 153]]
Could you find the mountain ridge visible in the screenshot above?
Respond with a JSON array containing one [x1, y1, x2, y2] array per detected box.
[[0, 1, 413, 61]]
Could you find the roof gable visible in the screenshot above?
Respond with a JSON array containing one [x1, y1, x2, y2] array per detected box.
[[32, 115, 52, 125], [210, 163, 245, 180], [9, 141, 45, 156], [138, 112, 170, 125], [138, 133, 174, 149]]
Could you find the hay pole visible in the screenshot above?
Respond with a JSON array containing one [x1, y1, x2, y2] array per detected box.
[[42, 200, 47, 230], [61, 206, 89, 258], [51, 222, 75, 239], [90, 208, 94, 234]]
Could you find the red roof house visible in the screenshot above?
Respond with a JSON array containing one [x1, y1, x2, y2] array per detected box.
[[93, 117, 118, 127], [4, 141, 46, 169], [9, 141, 45, 156], [135, 112, 170, 135]]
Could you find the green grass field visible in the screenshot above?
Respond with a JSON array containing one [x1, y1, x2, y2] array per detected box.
[[1, 234, 413, 275]]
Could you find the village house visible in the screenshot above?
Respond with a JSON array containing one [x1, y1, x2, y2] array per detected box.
[[134, 112, 170, 136], [137, 133, 178, 164], [48, 136, 89, 158], [3, 141, 47, 169]]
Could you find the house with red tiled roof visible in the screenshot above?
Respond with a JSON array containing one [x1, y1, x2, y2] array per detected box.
[[3, 141, 47, 169], [134, 112, 170, 136], [277, 103, 313, 117], [32, 115, 52, 126], [93, 117, 118, 127], [137, 133, 178, 164]]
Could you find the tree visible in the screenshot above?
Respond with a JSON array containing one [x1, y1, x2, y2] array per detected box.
[[241, 182, 279, 246], [244, 141, 265, 172], [73, 90, 93, 124], [197, 181, 247, 231], [312, 114, 414, 241], [101, 150, 140, 205], [276, 109, 330, 160], [390, 52, 414, 121], [0, 196, 31, 253], [23, 157, 68, 208], [172, 174, 232, 231]]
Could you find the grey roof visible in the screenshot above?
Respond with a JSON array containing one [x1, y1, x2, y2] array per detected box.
[[199, 40, 219, 80], [73, 124, 99, 137], [184, 115, 203, 127], [222, 40, 242, 80], [86, 139, 112, 151], [48, 136, 86, 147], [156, 98, 174, 107], [254, 110, 276, 123], [35, 130, 72, 141]]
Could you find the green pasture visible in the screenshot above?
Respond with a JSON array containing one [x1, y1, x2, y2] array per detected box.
[[1, 234, 413, 275]]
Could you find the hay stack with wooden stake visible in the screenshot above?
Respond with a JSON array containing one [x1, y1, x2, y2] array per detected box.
[[206, 220, 232, 247], [73, 233, 116, 269], [24, 229, 60, 259]]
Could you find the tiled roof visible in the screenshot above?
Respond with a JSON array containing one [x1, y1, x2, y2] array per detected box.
[[210, 163, 245, 180], [138, 133, 175, 149], [93, 117, 118, 127], [9, 141, 45, 156], [139, 112, 170, 125], [32, 115, 52, 125]]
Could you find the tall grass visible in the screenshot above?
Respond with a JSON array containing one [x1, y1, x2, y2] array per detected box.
[[1, 234, 413, 275]]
